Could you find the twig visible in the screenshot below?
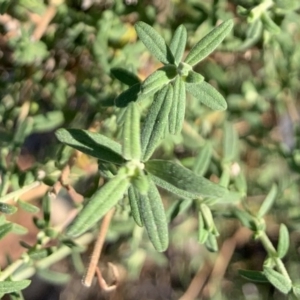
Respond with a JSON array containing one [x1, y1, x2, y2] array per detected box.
[[83, 208, 116, 287], [179, 262, 212, 300], [32, 6, 57, 41], [180, 227, 252, 300], [202, 227, 252, 297], [0, 181, 41, 203], [95, 262, 119, 292]]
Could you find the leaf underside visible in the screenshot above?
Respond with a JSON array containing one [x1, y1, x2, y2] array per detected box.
[[55, 128, 125, 165], [185, 81, 227, 111]]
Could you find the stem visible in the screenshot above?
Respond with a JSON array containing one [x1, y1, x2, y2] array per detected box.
[[0, 181, 40, 203], [258, 231, 291, 281], [83, 208, 116, 287], [0, 259, 23, 281], [0, 173, 11, 197], [0, 233, 94, 281]]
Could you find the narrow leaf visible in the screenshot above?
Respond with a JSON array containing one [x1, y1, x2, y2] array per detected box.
[[238, 20, 262, 51], [132, 170, 150, 195], [145, 160, 240, 203], [261, 12, 280, 34], [223, 122, 238, 163], [122, 102, 141, 160], [11, 224, 28, 235], [0, 223, 13, 239], [67, 169, 130, 237], [43, 193, 51, 225], [166, 198, 193, 222], [0, 280, 31, 294], [183, 70, 204, 84], [55, 129, 125, 165], [135, 21, 174, 65], [37, 269, 71, 285], [32, 111, 64, 133], [293, 285, 300, 298], [185, 19, 234, 66], [193, 142, 212, 176], [263, 266, 292, 294], [17, 200, 40, 213], [0, 203, 17, 215], [234, 172, 247, 195], [239, 269, 269, 283], [128, 186, 143, 227], [169, 76, 186, 134], [170, 25, 187, 65], [141, 84, 173, 161], [257, 184, 277, 218], [140, 180, 169, 252], [114, 83, 141, 108], [277, 224, 289, 259], [233, 209, 254, 229], [110, 68, 141, 86], [205, 233, 218, 252], [200, 204, 214, 231], [198, 212, 209, 244], [141, 65, 177, 95], [186, 81, 227, 110]]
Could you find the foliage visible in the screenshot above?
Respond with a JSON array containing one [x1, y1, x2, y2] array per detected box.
[[1, 0, 300, 299]]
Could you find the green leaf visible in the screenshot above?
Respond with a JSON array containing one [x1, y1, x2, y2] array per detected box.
[[141, 65, 177, 95], [43, 193, 51, 225], [223, 122, 238, 163], [0, 0, 10, 14], [28, 248, 49, 260], [32, 111, 64, 133], [183, 70, 205, 84], [114, 83, 141, 108], [169, 76, 186, 135], [238, 19, 262, 51], [37, 269, 71, 285], [234, 172, 247, 195], [17, 200, 40, 214], [0, 223, 13, 239], [140, 180, 169, 252], [0, 215, 6, 226], [238, 269, 269, 283], [293, 285, 300, 298], [257, 184, 277, 218], [122, 102, 142, 160], [233, 209, 254, 229], [67, 169, 130, 237], [186, 81, 227, 110], [141, 84, 173, 161], [261, 12, 281, 34], [55, 129, 125, 165], [135, 21, 174, 65], [170, 25, 187, 65], [205, 233, 218, 252], [185, 19, 234, 66], [0, 280, 31, 294], [200, 203, 214, 231], [145, 160, 239, 202], [198, 212, 209, 244], [263, 266, 292, 294], [277, 224, 289, 259], [11, 224, 28, 235], [131, 170, 150, 195], [110, 68, 141, 86], [0, 203, 17, 215], [166, 198, 193, 222], [128, 186, 143, 227], [193, 142, 212, 176]]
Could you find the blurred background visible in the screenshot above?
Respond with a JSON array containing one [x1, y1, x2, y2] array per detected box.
[[1, 0, 300, 299]]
